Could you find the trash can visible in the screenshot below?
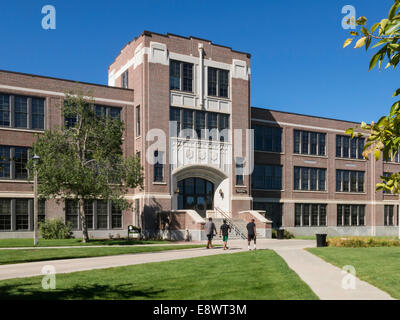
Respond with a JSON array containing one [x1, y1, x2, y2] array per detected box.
[[316, 234, 327, 247], [277, 229, 284, 239]]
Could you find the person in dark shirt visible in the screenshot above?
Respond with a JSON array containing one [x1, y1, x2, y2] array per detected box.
[[204, 217, 217, 249], [219, 219, 231, 250], [246, 219, 256, 250]]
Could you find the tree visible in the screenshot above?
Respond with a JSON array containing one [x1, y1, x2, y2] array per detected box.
[[344, 1, 400, 197], [28, 92, 143, 243]]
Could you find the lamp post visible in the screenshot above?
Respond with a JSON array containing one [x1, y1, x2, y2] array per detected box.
[[33, 154, 40, 246]]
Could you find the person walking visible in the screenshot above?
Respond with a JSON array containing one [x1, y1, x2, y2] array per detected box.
[[204, 217, 217, 249], [246, 218, 256, 250], [219, 219, 231, 250]]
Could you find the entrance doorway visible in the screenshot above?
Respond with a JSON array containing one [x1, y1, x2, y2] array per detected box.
[[177, 178, 214, 217]]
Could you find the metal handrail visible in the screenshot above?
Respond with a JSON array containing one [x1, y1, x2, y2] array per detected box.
[[214, 207, 247, 240]]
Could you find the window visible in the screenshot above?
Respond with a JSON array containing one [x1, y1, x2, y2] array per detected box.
[[170, 60, 193, 92], [293, 130, 326, 156], [65, 200, 79, 229], [14, 147, 29, 179], [252, 164, 282, 190], [208, 67, 229, 98], [154, 150, 164, 182], [97, 200, 108, 229], [136, 106, 141, 136], [337, 204, 365, 226], [195, 111, 205, 139], [84, 200, 94, 229], [182, 63, 193, 92], [170, 107, 229, 141], [0, 94, 45, 130], [0, 146, 11, 179], [15, 199, 29, 230], [253, 202, 282, 228], [236, 157, 244, 186], [253, 125, 282, 152], [336, 135, 364, 159], [122, 70, 129, 88], [336, 170, 364, 193], [65, 199, 123, 231], [111, 203, 122, 229], [294, 204, 327, 226], [384, 205, 394, 226], [0, 94, 10, 126], [14, 96, 28, 128], [382, 172, 395, 194], [294, 167, 326, 191], [384, 147, 400, 163], [0, 146, 29, 180], [95, 105, 121, 120], [182, 109, 194, 138], [38, 200, 46, 224], [0, 199, 11, 231], [31, 98, 45, 130]]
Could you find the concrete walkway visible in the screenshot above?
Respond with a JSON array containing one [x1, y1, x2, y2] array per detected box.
[[0, 239, 394, 300]]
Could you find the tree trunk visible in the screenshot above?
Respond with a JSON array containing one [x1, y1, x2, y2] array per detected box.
[[79, 199, 89, 243]]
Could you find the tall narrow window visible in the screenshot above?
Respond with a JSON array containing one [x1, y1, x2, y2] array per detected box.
[[208, 68, 218, 96], [0, 146, 11, 179], [0, 199, 11, 231], [301, 131, 309, 154], [170, 60, 181, 90], [219, 114, 229, 142], [14, 147, 28, 180], [310, 132, 317, 155], [65, 200, 79, 230], [154, 150, 164, 182], [97, 200, 108, 229], [0, 94, 10, 127], [219, 70, 229, 97], [170, 107, 180, 137], [195, 111, 205, 139], [136, 106, 141, 137], [14, 96, 28, 128], [294, 130, 300, 153], [182, 109, 193, 138], [182, 63, 193, 92], [84, 200, 94, 229], [207, 113, 218, 140], [15, 199, 29, 230], [122, 70, 129, 88], [111, 202, 122, 229], [31, 98, 45, 130]]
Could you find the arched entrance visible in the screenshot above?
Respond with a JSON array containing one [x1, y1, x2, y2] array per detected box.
[[177, 178, 214, 217], [171, 164, 230, 218]]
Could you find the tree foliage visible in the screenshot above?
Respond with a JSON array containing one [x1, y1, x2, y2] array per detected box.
[[344, 0, 400, 194], [28, 92, 143, 242]]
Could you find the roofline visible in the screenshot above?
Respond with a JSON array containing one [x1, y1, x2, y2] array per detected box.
[[0, 69, 133, 92], [109, 30, 251, 68], [251, 106, 362, 125]]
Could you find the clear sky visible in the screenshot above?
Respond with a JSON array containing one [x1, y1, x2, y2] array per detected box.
[[0, 0, 397, 123]]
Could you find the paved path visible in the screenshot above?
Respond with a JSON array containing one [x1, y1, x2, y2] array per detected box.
[[0, 239, 394, 300], [0, 242, 201, 250], [269, 240, 394, 300]]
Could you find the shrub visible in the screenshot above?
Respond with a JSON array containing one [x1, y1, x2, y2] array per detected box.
[[39, 219, 74, 239], [272, 229, 295, 239], [327, 236, 400, 248]]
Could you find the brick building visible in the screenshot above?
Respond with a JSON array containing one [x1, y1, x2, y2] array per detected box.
[[0, 31, 398, 239]]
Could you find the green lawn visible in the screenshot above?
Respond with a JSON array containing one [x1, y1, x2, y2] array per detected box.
[[0, 250, 318, 300], [0, 238, 171, 248], [0, 245, 204, 265], [308, 247, 400, 299]]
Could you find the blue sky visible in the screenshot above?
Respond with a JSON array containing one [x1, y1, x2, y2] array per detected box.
[[0, 0, 397, 123]]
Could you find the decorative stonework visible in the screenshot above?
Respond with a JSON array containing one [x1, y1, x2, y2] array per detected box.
[[170, 137, 232, 175]]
